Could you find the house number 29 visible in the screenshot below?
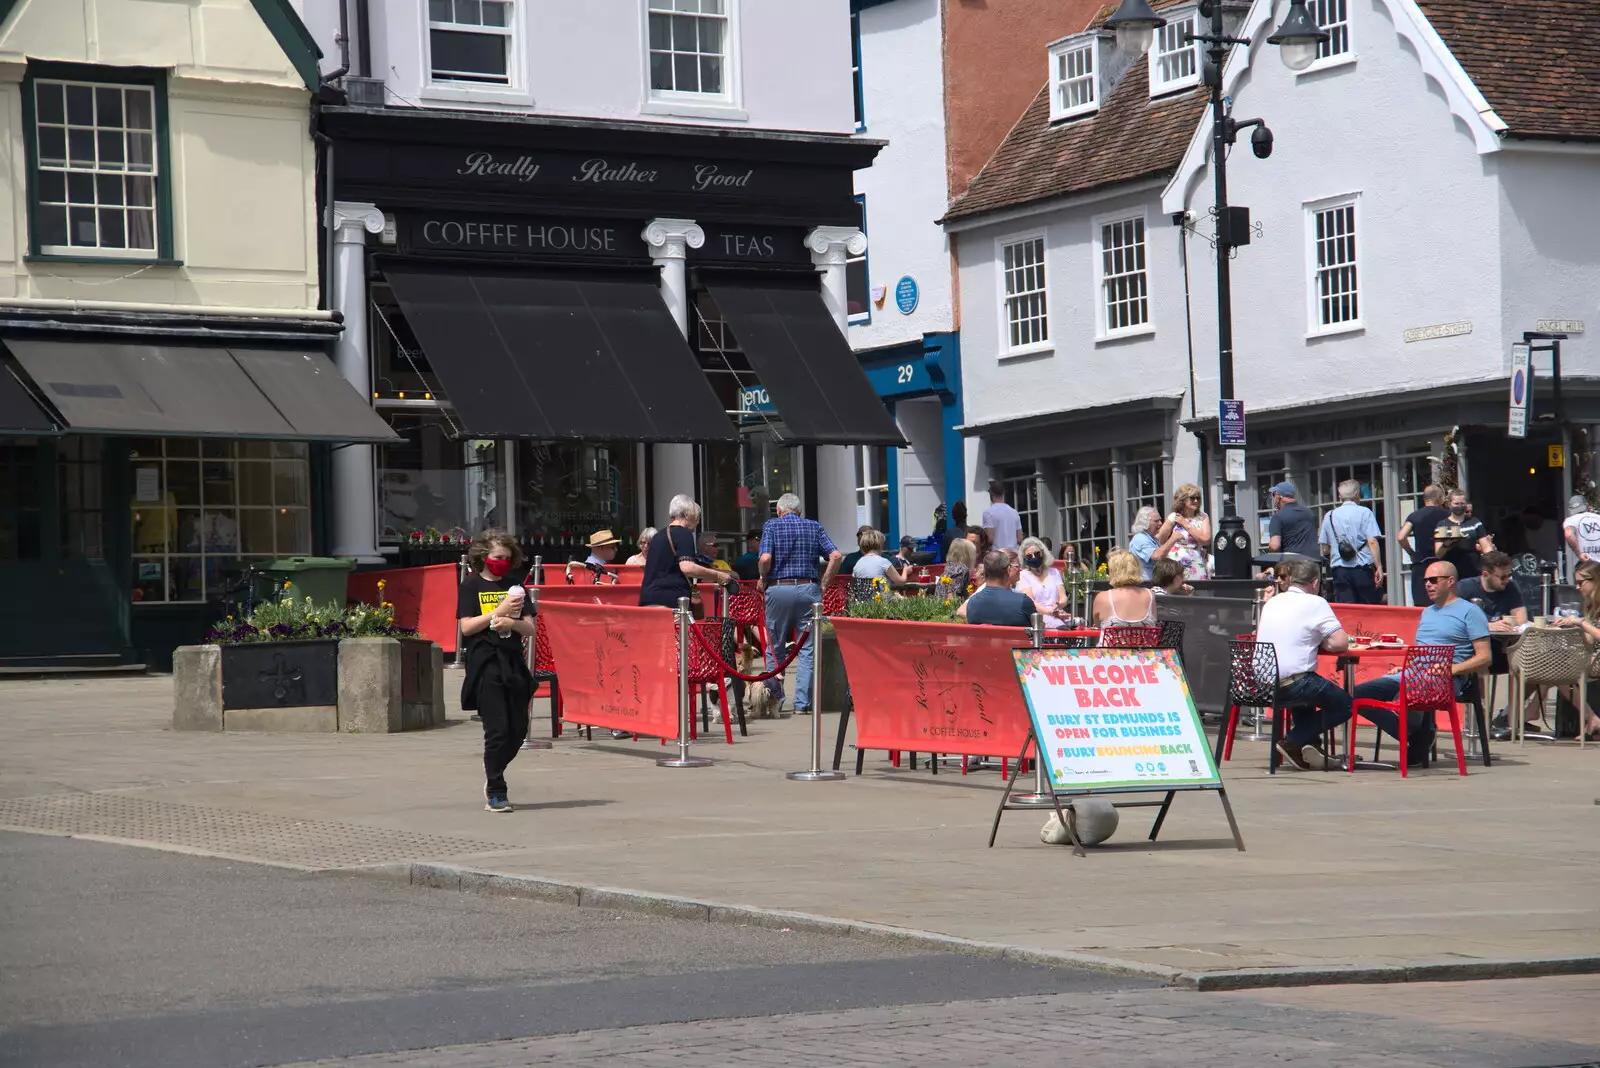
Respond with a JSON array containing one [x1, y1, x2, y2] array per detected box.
[[896, 364, 914, 384]]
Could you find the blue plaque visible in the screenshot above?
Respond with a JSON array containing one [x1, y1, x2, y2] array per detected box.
[[894, 276, 919, 315]]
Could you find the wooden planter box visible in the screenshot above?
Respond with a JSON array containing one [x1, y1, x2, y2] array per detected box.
[[174, 637, 444, 733]]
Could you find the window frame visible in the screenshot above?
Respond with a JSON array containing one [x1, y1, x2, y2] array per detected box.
[[1092, 208, 1152, 341], [1299, 0, 1354, 72], [995, 230, 1051, 358], [425, 0, 519, 89], [644, 0, 739, 109], [850, 0, 866, 131], [848, 194, 871, 326], [1148, 8, 1201, 96], [1304, 192, 1363, 337], [1048, 36, 1099, 122], [22, 61, 176, 266]]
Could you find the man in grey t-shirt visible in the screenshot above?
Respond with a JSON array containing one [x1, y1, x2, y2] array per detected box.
[[981, 480, 1023, 553]]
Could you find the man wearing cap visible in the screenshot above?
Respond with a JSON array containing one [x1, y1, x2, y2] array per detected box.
[[1267, 482, 1319, 558], [584, 530, 621, 567]]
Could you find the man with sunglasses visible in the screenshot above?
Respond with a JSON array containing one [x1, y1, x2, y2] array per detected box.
[[1350, 561, 1490, 767]]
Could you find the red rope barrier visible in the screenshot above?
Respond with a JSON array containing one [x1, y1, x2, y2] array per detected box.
[[688, 623, 807, 682]]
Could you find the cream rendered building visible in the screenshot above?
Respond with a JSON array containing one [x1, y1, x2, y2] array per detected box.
[[0, 0, 394, 669]]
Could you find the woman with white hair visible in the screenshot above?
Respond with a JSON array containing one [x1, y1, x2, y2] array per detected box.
[[1128, 505, 1171, 583], [625, 527, 656, 567], [638, 494, 737, 609], [1016, 536, 1071, 628]]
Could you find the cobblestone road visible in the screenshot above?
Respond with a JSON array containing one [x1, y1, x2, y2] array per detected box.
[[277, 980, 1600, 1068]]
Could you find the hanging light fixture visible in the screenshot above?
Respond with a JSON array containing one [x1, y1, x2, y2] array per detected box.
[[1103, 0, 1167, 57], [1267, 0, 1329, 71]]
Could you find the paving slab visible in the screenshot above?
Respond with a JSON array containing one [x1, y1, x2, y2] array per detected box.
[[1, 675, 1597, 985]]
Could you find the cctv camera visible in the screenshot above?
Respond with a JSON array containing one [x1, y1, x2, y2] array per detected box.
[[1250, 124, 1274, 159]]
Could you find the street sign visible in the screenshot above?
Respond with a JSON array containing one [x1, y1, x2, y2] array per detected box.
[[1508, 342, 1531, 439], [1218, 400, 1246, 446], [1549, 444, 1566, 468], [739, 385, 777, 423], [1224, 449, 1246, 483]]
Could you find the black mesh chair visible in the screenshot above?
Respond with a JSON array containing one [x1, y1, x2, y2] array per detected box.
[[1156, 619, 1186, 665], [1098, 624, 1162, 649], [1216, 638, 1301, 774]]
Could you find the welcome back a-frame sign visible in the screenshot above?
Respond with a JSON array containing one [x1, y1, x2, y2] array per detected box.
[[991, 647, 1245, 856]]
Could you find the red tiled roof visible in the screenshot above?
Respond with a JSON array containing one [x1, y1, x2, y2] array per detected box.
[[1418, 0, 1600, 140], [943, 55, 1206, 223]]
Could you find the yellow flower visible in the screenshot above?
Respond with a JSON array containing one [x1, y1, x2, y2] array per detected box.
[[283, 580, 292, 590], [376, 579, 387, 591], [938, 575, 951, 585], [873, 593, 882, 602]]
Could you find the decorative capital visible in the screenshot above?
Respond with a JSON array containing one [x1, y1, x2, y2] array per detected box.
[[806, 226, 867, 266], [329, 201, 385, 243], [641, 218, 705, 260]]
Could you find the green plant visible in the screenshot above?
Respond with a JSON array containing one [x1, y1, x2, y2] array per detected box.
[[206, 579, 414, 645], [845, 577, 963, 623]]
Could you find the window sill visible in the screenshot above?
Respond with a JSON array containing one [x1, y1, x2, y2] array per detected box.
[[1306, 322, 1365, 340], [1297, 53, 1357, 76], [998, 342, 1054, 362], [641, 98, 748, 122], [1095, 325, 1155, 344], [26, 254, 182, 267], [422, 83, 534, 107]]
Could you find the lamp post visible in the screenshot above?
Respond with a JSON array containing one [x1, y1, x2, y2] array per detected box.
[[1106, 0, 1327, 579]]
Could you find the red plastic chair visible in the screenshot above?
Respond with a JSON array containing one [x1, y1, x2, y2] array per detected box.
[[726, 580, 769, 657], [822, 575, 849, 616], [1348, 644, 1466, 777], [678, 617, 740, 744], [1098, 624, 1162, 649]]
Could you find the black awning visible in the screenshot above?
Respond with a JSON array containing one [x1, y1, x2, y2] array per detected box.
[[3, 340, 398, 442], [383, 266, 737, 443], [0, 363, 58, 434], [705, 280, 905, 446], [230, 349, 399, 442]]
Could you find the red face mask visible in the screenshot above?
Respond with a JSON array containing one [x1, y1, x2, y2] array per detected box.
[[483, 557, 512, 578]]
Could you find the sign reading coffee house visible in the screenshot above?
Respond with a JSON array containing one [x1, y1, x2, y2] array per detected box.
[[402, 213, 649, 260]]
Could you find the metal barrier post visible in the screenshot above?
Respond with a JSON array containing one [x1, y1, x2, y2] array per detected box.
[[532, 554, 544, 588], [521, 586, 552, 750], [658, 596, 712, 768], [1010, 612, 1057, 807], [787, 600, 844, 781], [1542, 566, 1554, 618], [451, 552, 469, 669]]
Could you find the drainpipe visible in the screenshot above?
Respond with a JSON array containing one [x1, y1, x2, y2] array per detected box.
[[356, 0, 372, 77], [322, 0, 351, 85]]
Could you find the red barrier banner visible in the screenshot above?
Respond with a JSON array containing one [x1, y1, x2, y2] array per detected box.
[[546, 563, 646, 586], [831, 617, 1032, 758], [538, 601, 681, 738], [1319, 604, 1423, 687], [347, 563, 459, 652]]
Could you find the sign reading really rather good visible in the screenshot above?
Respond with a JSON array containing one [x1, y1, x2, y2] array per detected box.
[[1012, 647, 1220, 792]]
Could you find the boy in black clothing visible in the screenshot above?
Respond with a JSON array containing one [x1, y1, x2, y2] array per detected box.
[[457, 529, 536, 813]]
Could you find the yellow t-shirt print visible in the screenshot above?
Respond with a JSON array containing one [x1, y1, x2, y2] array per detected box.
[[478, 590, 508, 614]]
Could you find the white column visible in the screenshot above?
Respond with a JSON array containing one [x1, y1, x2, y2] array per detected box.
[[643, 219, 704, 524], [329, 201, 385, 563], [806, 225, 868, 544]]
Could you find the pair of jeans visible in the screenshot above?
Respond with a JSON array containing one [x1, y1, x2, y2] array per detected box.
[[1330, 565, 1381, 604], [1279, 671, 1355, 747], [764, 582, 819, 711], [478, 675, 531, 795], [1350, 675, 1441, 759]]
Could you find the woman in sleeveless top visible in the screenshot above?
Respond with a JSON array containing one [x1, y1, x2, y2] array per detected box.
[[1093, 549, 1156, 630], [1158, 483, 1212, 581]]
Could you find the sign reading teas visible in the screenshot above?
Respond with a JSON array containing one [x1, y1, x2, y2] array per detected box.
[[695, 224, 809, 266], [404, 214, 648, 259]]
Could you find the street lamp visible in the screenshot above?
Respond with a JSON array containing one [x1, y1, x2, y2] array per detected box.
[[1104, 0, 1326, 580]]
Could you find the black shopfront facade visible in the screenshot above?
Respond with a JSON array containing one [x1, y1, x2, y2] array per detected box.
[[321, 106, 899, 564]]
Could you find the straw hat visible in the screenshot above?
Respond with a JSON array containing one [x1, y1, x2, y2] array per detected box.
[[586, 529, 621, 549]]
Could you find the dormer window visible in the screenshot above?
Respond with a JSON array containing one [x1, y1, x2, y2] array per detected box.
[[1149, 8, 1201, 95], [1049, 37, 1098, 121]]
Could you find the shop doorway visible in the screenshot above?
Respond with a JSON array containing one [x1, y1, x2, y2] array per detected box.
[[1463, 428, 1567, 564]]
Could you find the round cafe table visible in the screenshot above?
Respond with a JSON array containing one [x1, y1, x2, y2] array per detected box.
[[1329, 644, 1413, 770]]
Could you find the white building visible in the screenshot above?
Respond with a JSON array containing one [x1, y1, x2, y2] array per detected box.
[[946, 0, 1600, 598], [294, 0, 892, 561]]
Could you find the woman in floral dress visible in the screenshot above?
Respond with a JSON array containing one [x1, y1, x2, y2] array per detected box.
[[1158, 483, 1213, 581]]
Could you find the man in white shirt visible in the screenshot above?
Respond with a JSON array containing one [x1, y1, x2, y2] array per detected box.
[[981, 480, 1023, 553], [1254, 557, 1352, 770], [1562, 494, 1600, 576]]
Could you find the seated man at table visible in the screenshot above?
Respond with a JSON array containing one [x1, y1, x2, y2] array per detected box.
[[957, 551, 1035, 627], [1254, 557, 1352, 769], [1458, 551, 1527, 632], [1352, 560, 1491, 767]]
